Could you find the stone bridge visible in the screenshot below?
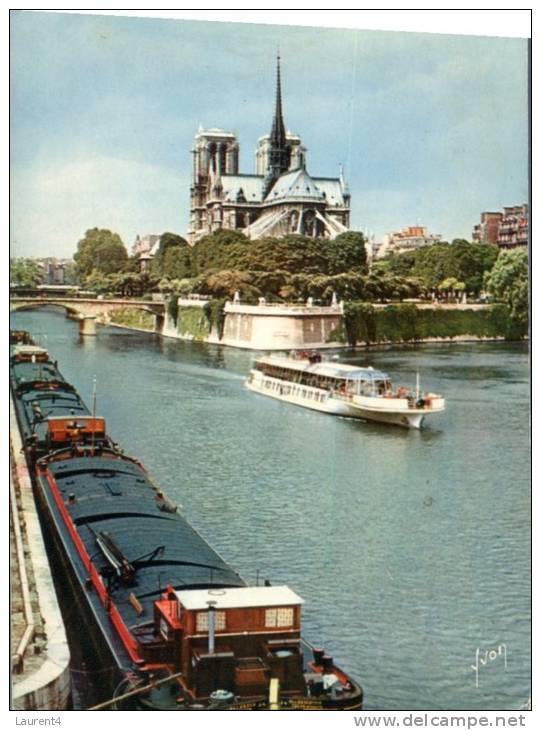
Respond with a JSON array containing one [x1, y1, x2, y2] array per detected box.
[[10, 296, 166, 335]]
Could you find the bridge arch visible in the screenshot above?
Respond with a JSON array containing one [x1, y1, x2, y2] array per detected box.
[[10, 296, 166, 335], [10, 301, 84, 316]]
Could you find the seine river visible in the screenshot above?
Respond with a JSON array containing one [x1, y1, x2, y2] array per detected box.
[[11, 307, 531, 711]]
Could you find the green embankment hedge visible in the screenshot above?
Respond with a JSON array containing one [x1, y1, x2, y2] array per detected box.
[[339, 303, 525, 346], [173, 300, 525, 345], [177, 306, 212, 340], [109, 308, 155, 330], [173, 298, 228, 341]]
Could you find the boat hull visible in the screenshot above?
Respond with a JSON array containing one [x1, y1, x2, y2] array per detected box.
[[246, 375, 444, 429]]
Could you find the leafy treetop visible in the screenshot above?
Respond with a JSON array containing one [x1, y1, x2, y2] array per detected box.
[[10, 258, 44, 287], [74, 228, 128, 279], [484, 248, 528, 334]]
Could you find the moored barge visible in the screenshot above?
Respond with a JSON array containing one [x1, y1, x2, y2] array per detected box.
[[10, 332, 363, 710]]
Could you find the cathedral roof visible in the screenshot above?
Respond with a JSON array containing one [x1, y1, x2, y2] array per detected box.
[[265, 168, 326, 203], [311, 177, 348, 206], [221, 174, 265, 203]]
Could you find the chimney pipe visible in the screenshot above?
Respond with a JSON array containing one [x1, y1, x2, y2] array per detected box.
[[207, 600, 217, 655]]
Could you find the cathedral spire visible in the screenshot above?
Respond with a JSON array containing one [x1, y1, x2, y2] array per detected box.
[[264, 53, 290, 197], [270, 52, 286, 149]]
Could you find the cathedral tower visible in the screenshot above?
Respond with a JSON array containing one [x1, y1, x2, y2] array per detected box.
[[187, 56, 351, 243], [189, 128, 239, 239]]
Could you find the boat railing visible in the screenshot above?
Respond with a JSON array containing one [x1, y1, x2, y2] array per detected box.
[[255, 369, 443, 411]]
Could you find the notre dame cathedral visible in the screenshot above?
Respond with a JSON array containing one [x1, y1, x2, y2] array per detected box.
[[188, 56, 351, 243]]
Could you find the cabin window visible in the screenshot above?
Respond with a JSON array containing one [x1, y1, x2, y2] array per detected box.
[[265, 607, 294, 628], [196, 610, 226, 632], [160, 617, 171, 640]]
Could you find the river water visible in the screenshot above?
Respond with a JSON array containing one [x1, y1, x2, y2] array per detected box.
[[11, 307, 531, 711]]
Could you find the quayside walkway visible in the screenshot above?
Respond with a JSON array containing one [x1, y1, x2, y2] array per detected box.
[[10, 398, 70, 710]]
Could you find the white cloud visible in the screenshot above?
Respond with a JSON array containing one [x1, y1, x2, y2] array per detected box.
[[11, 154, 191, 257]]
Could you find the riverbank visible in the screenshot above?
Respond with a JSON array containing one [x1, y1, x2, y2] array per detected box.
[[10, 397, 71, 710], [106, 320, 156, 335], [163, 300, 525, 350], [102, 318, 513, 349]]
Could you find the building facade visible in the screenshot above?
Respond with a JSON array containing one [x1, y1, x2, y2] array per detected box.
[[472, 212, 503, 245], [377, 226, 442, 258], [132, 234, 161, 272], [188, 57, 351, 243], [132, 234, 161, 257], [496, 205, 529, 249], [472, 204, 528, 249]]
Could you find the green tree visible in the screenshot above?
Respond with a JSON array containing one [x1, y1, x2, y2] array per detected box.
[[10, 258, 44, 286], [107, 272, 157, 297], [323, 272, 366, 300], [191, 229, 250, 275], [151, 232, 192, 278], [159, 246, 193, 279], [156, 232, 189, 256], [245, 235, 327, 275], [196, 270, 261, 301], [385, 251, 417, 278], [123, 255, 142, 273], [484, 248, 528, 336], [403, 276, 427, 299], [74, 228, 128, 279], [84, 270, 114, 294], [343, 302, 378, 346], [250, 269, 290, 300], [279, 273, 312, 301], [326, 231, 367, 275], [444, 240, 497, 295], [380, 241, 499, 297], [189, 229, 367, 283], [62, 260, 79, 285], [412, 244, 450, 290], [462, 243, 499, 295], [439, 277, 461, 300]]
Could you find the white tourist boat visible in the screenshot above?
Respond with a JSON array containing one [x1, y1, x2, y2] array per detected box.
[[246, 351, 445, 429]]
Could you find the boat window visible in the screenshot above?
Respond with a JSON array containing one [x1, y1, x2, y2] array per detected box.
[[265, 607, 294, 628], [196, 610, 226, 632]]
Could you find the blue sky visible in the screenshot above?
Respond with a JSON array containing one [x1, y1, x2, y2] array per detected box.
[[10, 11, 529, 258]]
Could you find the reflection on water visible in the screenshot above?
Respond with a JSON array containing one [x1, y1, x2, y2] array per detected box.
[[11, 308, 530, 711]]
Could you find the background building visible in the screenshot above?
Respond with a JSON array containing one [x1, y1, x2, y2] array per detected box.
[[188, 57, 351, 243], [472, 211, 502, 245], [496, 205, 529, 249], [132, 234, 161, 257], [472, 204, 528, 249], [377, 226, 442, 258], [132, 234, 161, 272]]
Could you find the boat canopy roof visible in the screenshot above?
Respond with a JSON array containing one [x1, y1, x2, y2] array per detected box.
[[175, 585, 304, 611], [257, 356, 390, 381], [13, 345, 48, 356]]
